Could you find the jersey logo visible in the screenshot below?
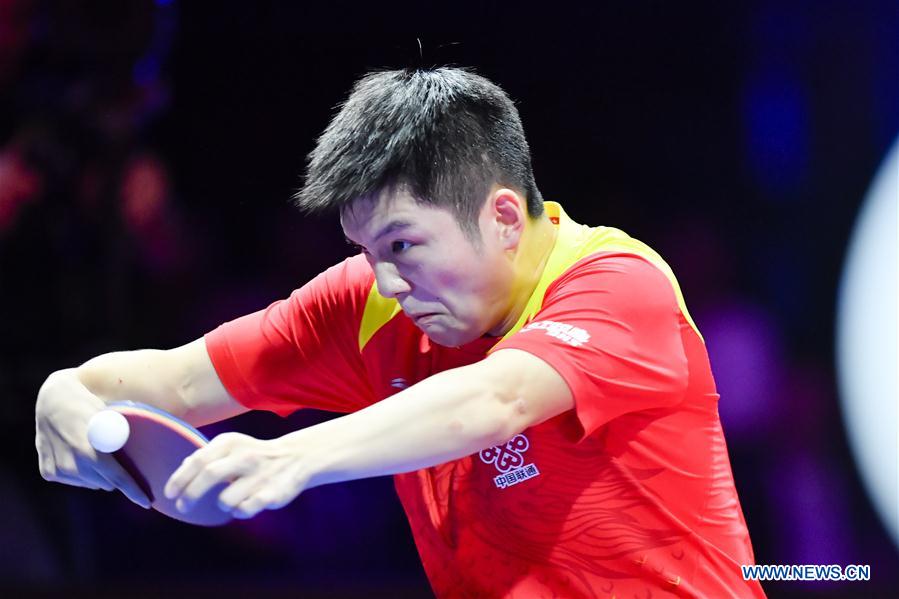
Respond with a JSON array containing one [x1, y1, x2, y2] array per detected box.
[[520, 320, 590, 347], [390, 377, 409, 389], [479, 434, 541, 489]]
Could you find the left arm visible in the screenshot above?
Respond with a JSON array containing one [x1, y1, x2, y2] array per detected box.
[[165, 348, 572, 518]]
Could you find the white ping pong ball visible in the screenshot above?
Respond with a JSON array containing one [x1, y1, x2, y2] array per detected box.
[[87, 410, 131, 453]]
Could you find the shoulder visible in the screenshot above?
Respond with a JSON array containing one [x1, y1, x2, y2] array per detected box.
[[549, 250, 674, 297], [546, 232, 700, 338]]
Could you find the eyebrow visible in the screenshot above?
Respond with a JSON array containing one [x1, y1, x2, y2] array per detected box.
[[373, 220, 413, 242], [345, 220, 413, 247]]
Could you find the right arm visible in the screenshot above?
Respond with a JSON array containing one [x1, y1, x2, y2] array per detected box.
[[35, 338, 247, 506], [38, 255, 375, 507]]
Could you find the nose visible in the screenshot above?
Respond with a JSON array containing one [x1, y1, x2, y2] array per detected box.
[[372, 260, 411, 298]]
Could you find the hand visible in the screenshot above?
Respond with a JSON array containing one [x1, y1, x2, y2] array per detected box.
[[164, 432, 311, 519], [35, 370, 151, 508]]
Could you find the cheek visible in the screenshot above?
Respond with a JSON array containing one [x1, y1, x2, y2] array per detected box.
[[433, 266, 468, 289], [422, 269, 467, 305], [411, 246, 500, 310], [435, 264, 499, 310]]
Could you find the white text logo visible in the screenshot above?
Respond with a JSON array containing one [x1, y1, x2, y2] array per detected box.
[[521, 320, 590, 347]]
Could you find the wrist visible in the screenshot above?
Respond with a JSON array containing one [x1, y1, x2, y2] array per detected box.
[[38, 369, 104, 413], [276, 427, 340, 491]]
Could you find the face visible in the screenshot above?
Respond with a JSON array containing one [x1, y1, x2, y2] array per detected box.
[[341, 189, 516, 347]]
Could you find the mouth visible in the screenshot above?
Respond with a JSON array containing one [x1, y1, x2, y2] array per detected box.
[[409, 312, 439, 323]]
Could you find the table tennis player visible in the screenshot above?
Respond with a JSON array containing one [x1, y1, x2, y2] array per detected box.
[[36, 67, 766, 597]]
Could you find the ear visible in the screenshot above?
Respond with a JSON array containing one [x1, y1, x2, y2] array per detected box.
[[487, 188, 527, 250]]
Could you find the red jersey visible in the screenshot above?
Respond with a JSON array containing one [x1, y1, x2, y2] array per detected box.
[[205, 202, 765, 598]]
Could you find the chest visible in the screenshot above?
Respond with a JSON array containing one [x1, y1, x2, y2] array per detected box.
[[361, 322, 494, 395]]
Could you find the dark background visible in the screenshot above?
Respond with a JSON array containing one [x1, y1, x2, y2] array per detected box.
[[1, 0, 896, 596]]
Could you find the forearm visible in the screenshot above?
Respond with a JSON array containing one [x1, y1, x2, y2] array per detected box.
[[165, 350, 572, 518], [75, 349, 187, 414], [69, 339, 245, 426], [290, 362, 522, 488]]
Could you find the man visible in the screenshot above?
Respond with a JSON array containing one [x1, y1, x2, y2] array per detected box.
[[36, 68, 765, 597]]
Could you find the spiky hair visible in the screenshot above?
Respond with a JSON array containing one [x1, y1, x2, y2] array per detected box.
[[294, 67, 543, 232]]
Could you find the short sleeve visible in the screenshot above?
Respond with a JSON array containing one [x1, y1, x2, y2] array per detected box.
[[493, 253, 689, 439], [204, 255, 376, 416]]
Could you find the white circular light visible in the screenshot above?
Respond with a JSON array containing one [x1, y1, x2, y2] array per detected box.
[[836, 135, 898, 549]]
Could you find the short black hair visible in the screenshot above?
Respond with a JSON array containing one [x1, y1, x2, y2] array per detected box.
[[294, 67, 543, 233]]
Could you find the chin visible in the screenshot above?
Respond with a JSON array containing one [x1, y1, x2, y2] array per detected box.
[[424, 332, 463, 348], [420, 326, 478, 348]]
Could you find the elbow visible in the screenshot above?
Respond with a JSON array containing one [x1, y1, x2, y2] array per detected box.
[[469, 391, 532, 450], [496, 396, 531, 443], [447, 389, 518, 451]]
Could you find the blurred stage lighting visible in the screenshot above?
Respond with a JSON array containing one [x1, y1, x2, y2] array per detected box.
[[836, 135, 898, 549]]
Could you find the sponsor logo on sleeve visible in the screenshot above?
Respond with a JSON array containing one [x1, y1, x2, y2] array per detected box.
[[520, 320, 591, 347]]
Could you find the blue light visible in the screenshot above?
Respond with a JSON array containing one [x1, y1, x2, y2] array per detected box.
[[742, 69, 809, 197], [133, 56, 160, 86]]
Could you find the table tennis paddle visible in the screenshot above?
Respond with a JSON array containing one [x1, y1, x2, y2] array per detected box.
[[87, 401, 232, 526]]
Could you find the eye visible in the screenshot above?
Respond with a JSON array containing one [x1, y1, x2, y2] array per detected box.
[[345, 239, 368, 255], [391, 240, 413, 254]]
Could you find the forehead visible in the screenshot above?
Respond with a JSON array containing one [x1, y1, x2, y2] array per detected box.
[[340, 189, 458, 240]]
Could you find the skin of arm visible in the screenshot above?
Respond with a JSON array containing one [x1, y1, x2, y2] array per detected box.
[[74, 338, 248, 426], [35, 338, 247, 506], [164, 348, 573, 518]]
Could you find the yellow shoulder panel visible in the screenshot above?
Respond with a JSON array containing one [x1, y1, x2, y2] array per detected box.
[[357, 281, 403, 352], [497, 202, 702, 344], [577, 226, 703, 341]]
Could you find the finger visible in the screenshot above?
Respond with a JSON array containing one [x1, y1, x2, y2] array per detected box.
[[217, 472, 269, 513], [86, 465, 119, 492], [50, 465, 116, 491], [233, 489, 282, 520], [70, 452, 116, 491], [38, 449, 61, 482], [46, 443, 113, 491], [39, 438, 113, 491], [94, 452, 151, 509], [230, 470, 303, 519], [76, 466, 116, 491], [164, 440, 235, 500], [174, 456, 250, 513], [51, 472, 105, 490]]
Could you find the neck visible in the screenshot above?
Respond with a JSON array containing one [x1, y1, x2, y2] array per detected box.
[[488, 214, 558, 337]]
